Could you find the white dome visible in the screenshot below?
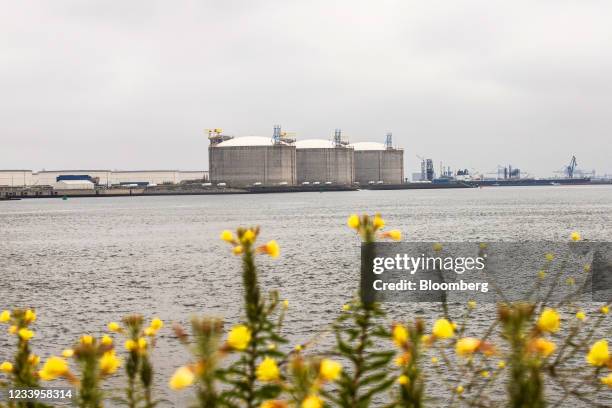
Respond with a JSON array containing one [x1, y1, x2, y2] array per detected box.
[[350, 142, 387, 151], [217, 136, 274, 147], [295, 139, 335, 149]]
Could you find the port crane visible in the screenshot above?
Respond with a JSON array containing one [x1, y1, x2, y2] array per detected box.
[[566, 155, 577, 178]]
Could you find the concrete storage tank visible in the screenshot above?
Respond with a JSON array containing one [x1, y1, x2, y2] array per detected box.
[[350, 142, 404, 185], [209, 135, 297, 187], [295, 139, 354, 185]]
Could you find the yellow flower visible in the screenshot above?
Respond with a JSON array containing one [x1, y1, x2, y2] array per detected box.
[[258, 240, 280, 258], [319, 359, 342, 381], [538, 270, 547, 279], [456, 385, 464, 394], [529, 338, 556, 357], [537, 308, 560, 333], [282, 300, 289, 308], [220, 230, 234, 243], [38, 356, 69, 381], [62, 349, 74, 358], [347, 214, 360, 229], [99, 351, 121, 375], [150, 318, 164, 331], [256, 357, 280, 382], [570, 231, 581, 241], [382, 230, 402, 241], [456, 338, 481, 356], [467, 300, 477, 310], [0, 310, 11, 322], [138, 337, 147, 350], [227, 325, 251, 350], [18, 328, 34, 341], [28, 354, 40, 366], [24, 309, 36, 324], [342, 304, 350, 311], [125, 339, 138, 352], [392, 324, 408, 347], [241, 229, 256, 244], [431, 357, 438, 364], [8, 325, 17, 335], [108, 322, 121, 332], [600, 373, 612, 388], [497, 360, 506, 369], [398, 375, 409, 385], [169, 366, 195, 390], [232, 245, 244, 255], [0, 361, 13, 373], [144, 327, 156, 336], [261, 401, 288, 408], [294, 344, 303, 352], [394, 353, 410, 367], [101, 335, 113, 346], [600, 305, 609, 315], [80, 335, 94, 345], [584, 263, 591, 272], [432, 318, 454, 339], [301, 395, 322, 408], [545, 253, 554, 262], [586, 340, 609, 366], [373, 214, 385, 230], [480, 370, 490, 378], [576, 311, 586, 321]]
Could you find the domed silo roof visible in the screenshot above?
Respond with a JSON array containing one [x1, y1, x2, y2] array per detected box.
[[349, 142, 387, 151], [216, 136, 274, 147], [295, 139, 336, 149]]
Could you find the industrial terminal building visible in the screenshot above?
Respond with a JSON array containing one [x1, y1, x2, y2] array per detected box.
[[350, 135, 404, 185], [208, 127, 297, 187], [0, 170, 208, 187], [295, 131, 354, 185]]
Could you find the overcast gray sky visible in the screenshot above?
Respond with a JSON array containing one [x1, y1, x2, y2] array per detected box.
[[1, 0, 611, 177]]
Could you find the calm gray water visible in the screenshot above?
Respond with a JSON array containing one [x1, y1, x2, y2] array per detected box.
[[1, 186, 611, 406]]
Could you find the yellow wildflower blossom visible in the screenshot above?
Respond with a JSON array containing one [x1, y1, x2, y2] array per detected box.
[[381, 230, 402, 241], [456, 385, 464, 394], [220, 230, 234, 243], [80, 335, 94, 345], [537, 308, 560, 333], [432, 318, 454, 339], [398, 375, 409, 385], [99, 351, 121, 375], [481, 370, 490, 378], [431, 357, 438, 364], [545, 253, 554, 261], [497, 360, 506, 369], [342, 304, 350, 311], [227, 325, 251, 351], [301, 395, 322, 408], [38, 356, 69, 381], [256, 357, 280, 382], [373, 214, 385, 230], [24, 309, 36, 324], [456, 337, 481, 356], [257, 240, 280, 258], [28, 354, 40, 366], [0, 361, 13, 373], [241, 229, 256, 244], [347, 214, 360, 229], [150, 318, 163, 331], [319, 359, 342, 381], [100, 335, 113, 346], [169, 366, 195, 390], [467, 300, 477, 310], [18, 328, 34, 341], [600, 305, 609, 315], [8, 325, 17, 335], [392, 324, 408, 347], [529, 338, 556, 357], [576, 311, 586, 321], [108, 322, 121, 332], [600, 373, 612, 388], [586, 340, 609, 366], [0, 310, 10, 322], [233, 245, 244, 255], [570, 231, 581, 241], [62, 349, 74, 358], [394, 353, 410, 367]]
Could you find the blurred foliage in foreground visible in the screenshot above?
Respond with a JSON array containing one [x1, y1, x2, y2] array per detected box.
[[0, 216, 610, 407]]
